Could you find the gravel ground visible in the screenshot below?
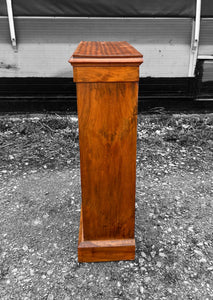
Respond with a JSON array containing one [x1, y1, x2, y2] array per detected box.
[[0, 113, 213, 299]]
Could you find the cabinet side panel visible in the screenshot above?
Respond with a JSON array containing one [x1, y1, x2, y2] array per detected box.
[[77, 82, 138, 241]]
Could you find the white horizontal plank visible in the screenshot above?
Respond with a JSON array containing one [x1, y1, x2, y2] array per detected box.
[[0, 18, 192, 77]]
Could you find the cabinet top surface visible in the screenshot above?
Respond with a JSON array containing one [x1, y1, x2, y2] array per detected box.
[[72, 41, 143, 58]]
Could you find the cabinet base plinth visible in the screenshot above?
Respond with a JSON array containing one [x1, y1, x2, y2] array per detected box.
[[78, 209, 135, 262]]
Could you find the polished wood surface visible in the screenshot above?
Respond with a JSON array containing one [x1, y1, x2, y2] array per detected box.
[[72, 41, 143, 58], [69, 57, 143, 67], [69, 41, 143, 67], [77, 81, 138, 241], [73, 66, 139, 82], [69, 41, 143, 262], [78, 208, 135, 262]]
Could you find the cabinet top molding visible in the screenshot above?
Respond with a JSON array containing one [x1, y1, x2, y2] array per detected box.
[[69, 41, 143, 66]]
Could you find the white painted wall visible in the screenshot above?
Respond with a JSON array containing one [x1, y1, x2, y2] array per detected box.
[[0, 17, 192, 77]]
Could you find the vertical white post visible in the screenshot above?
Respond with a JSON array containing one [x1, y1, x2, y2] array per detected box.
[[188, 0, 201, 77], [6, 0, 17, 52]]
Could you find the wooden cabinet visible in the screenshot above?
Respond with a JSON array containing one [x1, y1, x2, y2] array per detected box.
[[69, 41, 143, 262]]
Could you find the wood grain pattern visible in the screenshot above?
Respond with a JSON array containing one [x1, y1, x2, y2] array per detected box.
[[70, 41, 143, 262], [73, 66, 139, 82], [78, 208, 135, 262], [77, 81, 138, 241]]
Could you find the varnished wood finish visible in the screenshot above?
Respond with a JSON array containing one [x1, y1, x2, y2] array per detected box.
[[78, 207, 135, 262], [70, 58, 143, 67], [69, 41, 143, 67], [72, 41, 143, 58], [69, 41, 143, 262], [73, 66, 139, 82], [77, 82, 138, 241]]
